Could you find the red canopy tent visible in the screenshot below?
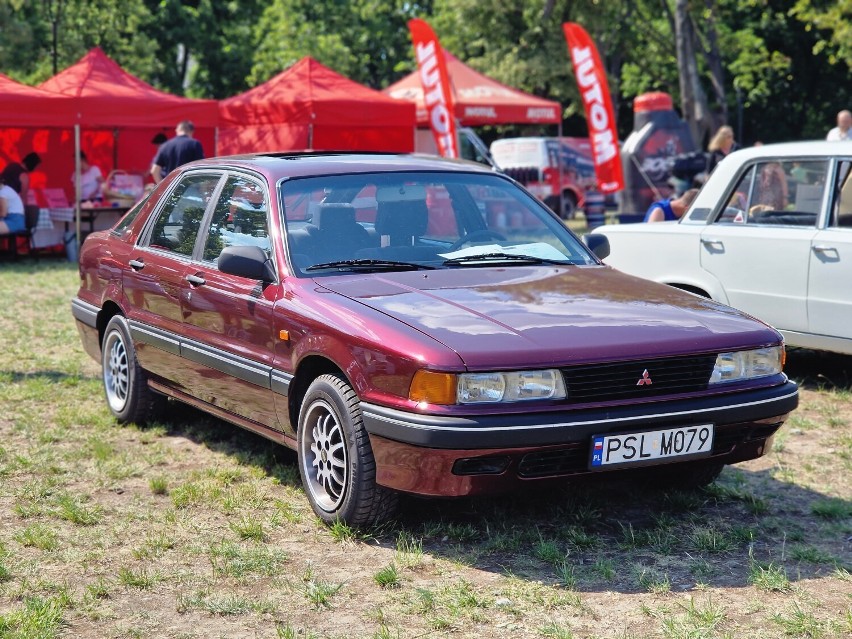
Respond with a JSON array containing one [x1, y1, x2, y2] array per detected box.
[[218, 57, 416, 155], [37, 47, 219, 181], [0, 73, 76, 128], [0, 48, 220, 253], [384, 52, 561, 127], [0, 73, 76, 198]]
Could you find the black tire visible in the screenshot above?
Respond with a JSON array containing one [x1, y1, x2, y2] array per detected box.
[[297, 374, 398, 527], [561, 192, 578, 220], [101, 315, 164, 424], [645, 461, 725, 490]]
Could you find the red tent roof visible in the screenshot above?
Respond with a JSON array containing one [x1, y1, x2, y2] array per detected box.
[[0, 73, 75, 127], [220, 57, 415, 128], [385, 52, 561, 126], [38, 47, 218, 128], [218, 57, 416, 154]]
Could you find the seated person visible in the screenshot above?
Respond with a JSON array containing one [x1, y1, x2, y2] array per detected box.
[[644, 188, 699, 222], [753, 161, 788, 210], [0, 179, 26, 234], [72, 152, 104, 202]]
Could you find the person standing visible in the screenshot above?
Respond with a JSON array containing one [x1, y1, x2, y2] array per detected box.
[[826, 110, 851, 141], [644, 188, 700, 222], [705, 125, 738, 176], [150, 121, 204, 184], [0, 152, 41, 204]]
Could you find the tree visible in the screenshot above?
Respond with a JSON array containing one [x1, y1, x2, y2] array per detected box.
[[248, 0, 426, 88]]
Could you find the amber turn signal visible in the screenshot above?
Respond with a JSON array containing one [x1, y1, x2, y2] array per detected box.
[[409, 370, 456, 405]]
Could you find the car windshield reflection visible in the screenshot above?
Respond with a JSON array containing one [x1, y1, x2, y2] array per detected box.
[[280, 172, 595, 275]]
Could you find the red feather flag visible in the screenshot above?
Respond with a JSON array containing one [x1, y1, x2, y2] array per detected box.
[[408, 19, 459, 158], [562, 23, 624, 193]]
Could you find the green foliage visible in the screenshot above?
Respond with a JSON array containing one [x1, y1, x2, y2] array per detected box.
[[249, 0, 420, 88], [1, 0, 849, 143]]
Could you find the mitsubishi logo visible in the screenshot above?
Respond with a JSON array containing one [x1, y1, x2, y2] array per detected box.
[[636, 369, 653, 386]]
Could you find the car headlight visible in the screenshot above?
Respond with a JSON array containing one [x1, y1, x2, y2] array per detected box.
[[709, 346, 784, 384], [459, 370, 566, 404], [409, 369, 567, 405]]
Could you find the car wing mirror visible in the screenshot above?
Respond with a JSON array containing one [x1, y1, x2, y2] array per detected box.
[[218, 245, 277, 283], [582, 233, 610, 260]]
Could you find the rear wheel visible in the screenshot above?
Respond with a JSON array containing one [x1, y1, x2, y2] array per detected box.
[[101, 315, 164, 424], [297, 374, 398, 526]]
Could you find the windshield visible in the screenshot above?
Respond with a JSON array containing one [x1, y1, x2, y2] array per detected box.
[[280, 171, 596, 275]]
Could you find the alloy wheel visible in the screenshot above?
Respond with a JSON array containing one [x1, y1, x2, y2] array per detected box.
[[301, 399, 348, 513], [103, 330, 129, 413]]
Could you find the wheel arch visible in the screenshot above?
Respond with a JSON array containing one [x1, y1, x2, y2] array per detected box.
[[668, 283, 712, 298], [288, 355, 350, 432], [97, 300, 124, 348]]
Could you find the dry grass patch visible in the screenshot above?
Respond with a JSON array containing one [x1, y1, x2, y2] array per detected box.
[[0, 261, 849, 638]]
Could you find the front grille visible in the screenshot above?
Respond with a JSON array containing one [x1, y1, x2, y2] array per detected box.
[[561, 355, 717, 403]]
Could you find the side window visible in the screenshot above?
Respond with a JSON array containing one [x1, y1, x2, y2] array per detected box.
[[718, 160, 827, 227], [831, 161, 852, 229], [146, 174, 221, 256], [203, 175, 270, 264]]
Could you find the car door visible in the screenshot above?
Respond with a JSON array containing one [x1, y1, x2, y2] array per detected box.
[[180, 173, 282, 428], [699, 159, 828, 333], [807, 159, 852, 348], [123, 171, 224, 386]]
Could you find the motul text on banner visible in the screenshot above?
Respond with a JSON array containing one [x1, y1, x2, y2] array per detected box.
[[408, 19, 459, 159], [562, 23, 624, 194]]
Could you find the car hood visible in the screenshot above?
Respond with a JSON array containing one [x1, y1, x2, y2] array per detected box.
[[318, 265, 780, 369]]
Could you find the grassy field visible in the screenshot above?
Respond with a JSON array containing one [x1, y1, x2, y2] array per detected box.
[[0, 260, 849, 639]]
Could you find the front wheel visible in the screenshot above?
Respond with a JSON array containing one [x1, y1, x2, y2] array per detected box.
[[101, 315, 164, 424], [297, 374, 398, 526]]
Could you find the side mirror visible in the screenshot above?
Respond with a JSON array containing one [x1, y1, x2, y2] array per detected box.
[[583, 233, 611, 260], [218, 245, 277, 282]]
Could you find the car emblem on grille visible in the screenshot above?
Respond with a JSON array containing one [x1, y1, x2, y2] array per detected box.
[[636, 369, 653, 386]]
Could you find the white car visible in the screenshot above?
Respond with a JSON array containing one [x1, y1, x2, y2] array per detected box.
[[592, 141, 852, 355]]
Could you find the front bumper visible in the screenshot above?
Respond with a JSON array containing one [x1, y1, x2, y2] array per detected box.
[[363, 381, 797, 496]]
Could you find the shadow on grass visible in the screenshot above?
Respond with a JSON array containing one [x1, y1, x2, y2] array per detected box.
[[784, 348, 852, 391], [122, 352, 851, 595]]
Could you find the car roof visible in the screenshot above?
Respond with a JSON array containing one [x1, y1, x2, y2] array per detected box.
[[724, 139, 852, 161], [682, 139, 852, 223], [178, 152, 498, 181]]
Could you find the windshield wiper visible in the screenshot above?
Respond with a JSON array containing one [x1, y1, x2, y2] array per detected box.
[[442, 252, 571, 266], [305, 259, 436, 272]]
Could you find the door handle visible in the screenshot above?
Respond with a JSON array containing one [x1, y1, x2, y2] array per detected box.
[[185, 274, 206, 286], [701, 238, 723, 247], [812, 245, 836, 253], [129, 259, 144, 270]]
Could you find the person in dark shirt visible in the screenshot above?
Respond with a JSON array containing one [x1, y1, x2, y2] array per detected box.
[[150, 121, 204, 183], [0, 152, 41, 203]]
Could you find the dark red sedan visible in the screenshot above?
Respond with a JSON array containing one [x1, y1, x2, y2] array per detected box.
[[72, 153, 798, 526]]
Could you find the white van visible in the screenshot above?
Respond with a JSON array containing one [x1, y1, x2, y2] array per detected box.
[[490, 137, 597, 218]]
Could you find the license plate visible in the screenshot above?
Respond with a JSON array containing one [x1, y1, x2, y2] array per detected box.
[[590, 424, 714, 469]]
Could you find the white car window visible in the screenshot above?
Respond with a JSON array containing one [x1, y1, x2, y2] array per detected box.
[[717, 160, 828, 227], [831, 160, 852, 229]]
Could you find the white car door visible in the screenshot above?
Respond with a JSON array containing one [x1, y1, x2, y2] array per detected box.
[[807, 160, 852, 346], [699, 223, 816, 331], [698, 159, 828, 333]]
